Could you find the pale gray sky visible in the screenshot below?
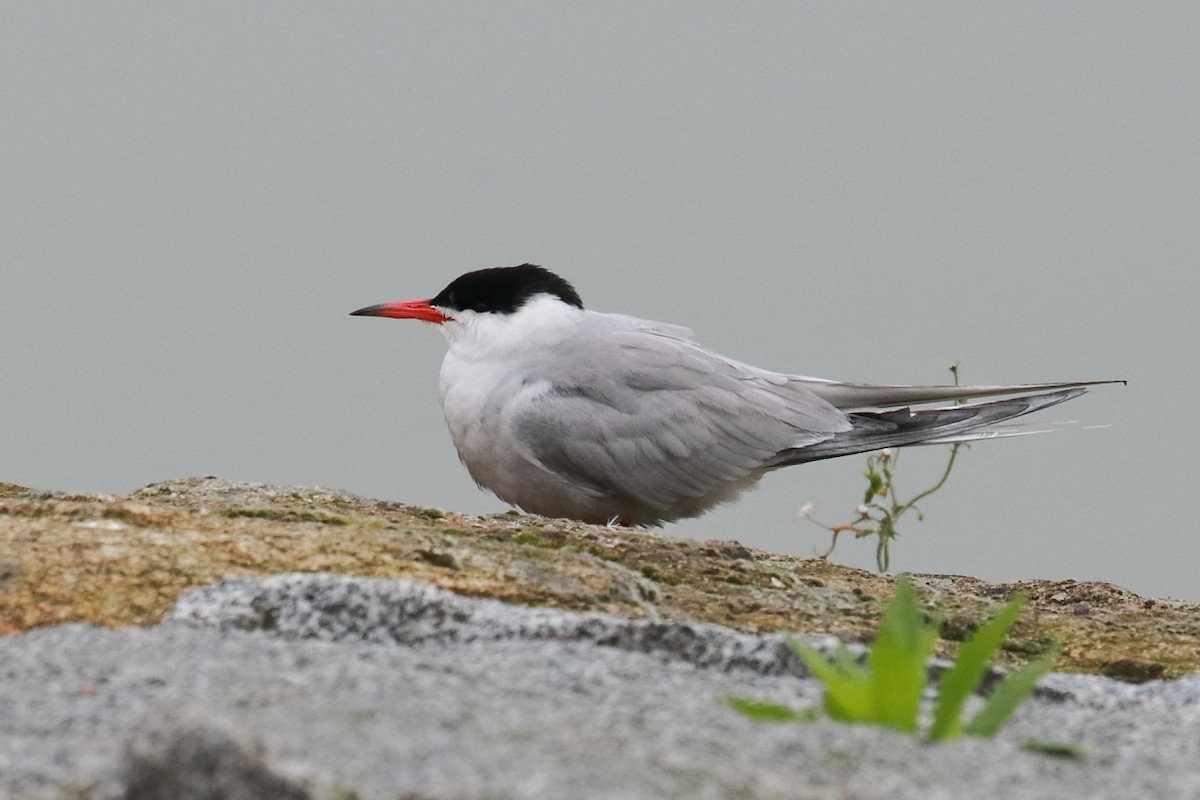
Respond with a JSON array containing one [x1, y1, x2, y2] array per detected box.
[[3, 4, 1196, 599]]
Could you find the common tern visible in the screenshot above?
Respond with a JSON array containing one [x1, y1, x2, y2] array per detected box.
[[352, 264, 1116, 526]]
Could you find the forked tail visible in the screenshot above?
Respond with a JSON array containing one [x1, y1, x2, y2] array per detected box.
[[770, 387, 1088, 466]]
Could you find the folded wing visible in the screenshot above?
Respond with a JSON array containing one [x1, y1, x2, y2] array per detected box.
[[511, 323, 849, 513]]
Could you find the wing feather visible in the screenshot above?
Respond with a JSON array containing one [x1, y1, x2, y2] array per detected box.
[[510, 319, 848, 512], [791, 377, 1122, 410], [486, 310, 1112, 522]]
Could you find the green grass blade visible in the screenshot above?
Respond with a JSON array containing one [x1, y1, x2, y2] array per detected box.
[[866, 578, 937, 733], [964, 650, 1056, 737], [822, 680, 874, 723], [790, 640, 873, 722], [928, 594, 1026, 741], [726, 697, 816, 723], [831, 640, 867, 676]]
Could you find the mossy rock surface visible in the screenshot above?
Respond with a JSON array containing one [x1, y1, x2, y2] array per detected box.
[[1, 476, 1196, 680]]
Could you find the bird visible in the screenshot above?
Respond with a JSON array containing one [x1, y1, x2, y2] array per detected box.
[[351, 264, 1117, 527]]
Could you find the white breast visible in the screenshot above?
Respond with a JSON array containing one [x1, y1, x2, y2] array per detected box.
[[435, 297, 606, 517]]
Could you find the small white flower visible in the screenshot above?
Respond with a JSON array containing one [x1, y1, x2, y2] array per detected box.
[[797, 502, 816, 517], [880, 448, 893, 458], [856, 504, 870, 518]]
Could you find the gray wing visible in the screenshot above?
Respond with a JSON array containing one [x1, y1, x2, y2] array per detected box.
[[510, 312, 1117, 513], [788, 376, 1123, 410], [510, 317, 851, 513], [768, 387, 1088, 465]]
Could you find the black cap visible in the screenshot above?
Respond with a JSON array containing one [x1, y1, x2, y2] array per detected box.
[[430, 264, 584, 315]]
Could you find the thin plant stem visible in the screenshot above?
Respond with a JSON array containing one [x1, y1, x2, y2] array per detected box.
[[801, 363, 966, 572]]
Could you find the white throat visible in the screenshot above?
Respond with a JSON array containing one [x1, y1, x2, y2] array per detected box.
[[435, 294, 584, 362]]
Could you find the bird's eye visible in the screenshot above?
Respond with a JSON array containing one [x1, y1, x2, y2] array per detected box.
[[471, 301, 490, 312]]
